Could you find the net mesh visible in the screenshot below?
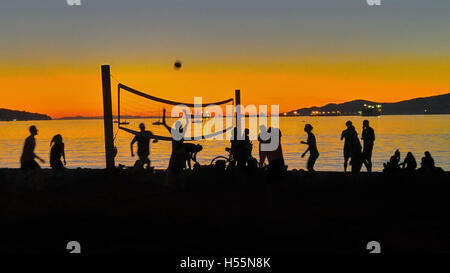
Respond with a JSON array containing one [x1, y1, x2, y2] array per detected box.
[[117, 83, 235, 140]]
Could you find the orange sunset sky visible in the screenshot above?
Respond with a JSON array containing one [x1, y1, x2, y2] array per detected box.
[[1, 1, 449, 118]]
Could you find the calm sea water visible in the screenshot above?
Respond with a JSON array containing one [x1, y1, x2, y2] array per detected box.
[[0, 115, 448, 171]]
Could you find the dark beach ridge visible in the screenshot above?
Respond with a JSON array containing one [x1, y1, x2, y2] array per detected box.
[[0, 167, 449, 253]]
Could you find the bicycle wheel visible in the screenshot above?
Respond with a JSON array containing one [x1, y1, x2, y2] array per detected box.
[[210, 156, 229, 166]]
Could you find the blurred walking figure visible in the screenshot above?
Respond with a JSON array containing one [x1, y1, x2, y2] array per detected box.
[[361, 120, 375, 172], [50, 134, 66, 171], [301, 124, 319, 172], [20, 125, 45, 170], [341, 121, 361, 172], [400, 152, 417, 172]]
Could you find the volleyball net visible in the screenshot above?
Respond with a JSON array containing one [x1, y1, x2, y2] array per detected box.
[[116, 83, 236, 140]]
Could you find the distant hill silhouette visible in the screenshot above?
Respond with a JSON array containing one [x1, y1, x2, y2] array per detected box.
[[0, 109, 51, 121], [284, 93, 450, 116]]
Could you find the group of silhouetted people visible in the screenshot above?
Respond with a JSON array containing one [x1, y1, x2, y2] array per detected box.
[[20, 125, 66, 173], [383, 149, 442, 173], [339, 120, 375, 173], [21, 117, 443, 177]]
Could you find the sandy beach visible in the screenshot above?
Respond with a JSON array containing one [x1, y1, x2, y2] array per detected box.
[[1, 168, 449, 253]]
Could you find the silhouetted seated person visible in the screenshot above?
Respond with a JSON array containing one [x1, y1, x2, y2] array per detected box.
[[230, 128, 253, 168], [399, 152, 417, 172], [50, 134, 66, 172], [383, 149, 401, 173], [21, 125, 45, 171], [129, 123, 158, 170], [341, 121, 361, 172], [266, 127, 286, 180], [181, 143, 203, 170], [301, 124, 319, 172], [418, 151, 443, 173], [361, 120, 375, 172]]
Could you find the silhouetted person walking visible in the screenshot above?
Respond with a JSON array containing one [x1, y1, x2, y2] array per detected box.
[[400, 152, 417, 172], [361, 120, 375, 172], [21, 125, 45, 170], [130, 123, 157, 169], [50, 134, 66, 171], [301, 124, 319, 172], [341, 121, 360, 172]]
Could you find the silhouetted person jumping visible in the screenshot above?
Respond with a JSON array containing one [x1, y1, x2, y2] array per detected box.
[[301, 124, 319, 172], [341, 121, 361, 172], [50, 134, 66, 171], [130, 123, 158, 169], [361, 120, 375, 172], [400, 152, 417, 172], [21, 125, 45, 170]]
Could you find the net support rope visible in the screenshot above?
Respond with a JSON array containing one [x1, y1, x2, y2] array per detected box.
[[117, 83, 235, 141]]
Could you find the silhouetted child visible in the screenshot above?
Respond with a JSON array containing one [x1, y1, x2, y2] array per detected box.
[[383, 149, 401, 173], [361, 120, 375, 172], [400, 152, 417, 172], [301, 124, 319, 172], [50, 134, 66, 171], [21, 125, 45, 170]]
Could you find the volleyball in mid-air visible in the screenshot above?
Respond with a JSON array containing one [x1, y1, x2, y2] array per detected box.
[[174, 60, 182, 70]]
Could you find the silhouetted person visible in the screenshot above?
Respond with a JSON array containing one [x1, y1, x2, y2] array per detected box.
[[419, 151, 436, 172], [266, 127, 285, 178], [50, 134, 66, 171], [301, 124, 319, 172], [181, 143, 203, 170], [258, 125, 270, 167], [361, 120, 375, 172], [341, 121, 362, 172], [341, 121, 356, 172], [383, 149, 401, 173], [21, 125, 45, 170], [400, 152, 417, 172], [230, 127, 253, 168], [160, 109, 188, 176], [130, 123, 157, 169]]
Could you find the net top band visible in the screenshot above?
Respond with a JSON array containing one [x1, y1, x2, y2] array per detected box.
[[118, 83, 234, 108]]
